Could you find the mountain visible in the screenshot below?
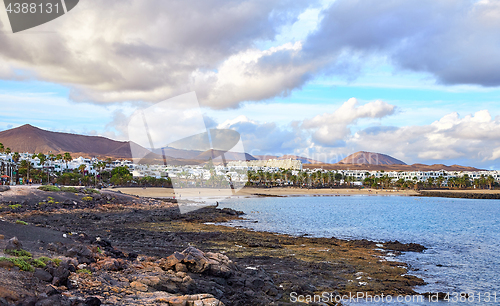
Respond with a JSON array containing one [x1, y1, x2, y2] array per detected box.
[[255, 154, 324, 164], [0, 124, 153, 158], [304, 163, 484, 172], [195, 149, 257, 161], [338, 151, 406, 165], [0, 125, 256, 162]]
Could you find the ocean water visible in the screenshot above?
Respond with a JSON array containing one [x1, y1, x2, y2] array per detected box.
[[217, 195, 500, 305]]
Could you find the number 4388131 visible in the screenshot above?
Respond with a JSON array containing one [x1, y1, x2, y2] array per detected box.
[[5, 2, 60, 14]]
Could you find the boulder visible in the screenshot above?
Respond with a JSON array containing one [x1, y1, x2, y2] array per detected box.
[[34, 268, 53, 282], [159, 251, 185, 270], [180, 247, 210, 273], [5, 237, 22, 251]]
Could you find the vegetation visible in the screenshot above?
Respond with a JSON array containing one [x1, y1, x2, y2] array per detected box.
[[0, 256, 34, 272], [60, 186, 79, 193], [246, 169, 498, 191], [5, 248, 32, 257], [0, 254, 60, 272], [8, 204, 21, 209], [77, 268, 92, 275], [38, 185, 61, 192], [15, 220, 28, 225]]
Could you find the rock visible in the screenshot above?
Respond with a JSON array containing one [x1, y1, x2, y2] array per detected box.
[[130, 281, 148, 292], [175, 263, 188, 272], [52, 266, 70, 286], [205, 252, 235, 278], [168, 296, 188, 306], [181, 247, 210, 273], [65, 245, 94, 264], [94, 258, 125, 271], [34, 295, 71, 306], [0, 286, 19, 301], [159, 251, 185, 270], [84, 297, 101, 306], [34, 268, 53, 282], [5, 236, 22, 251], [202, 298, 223, 306]]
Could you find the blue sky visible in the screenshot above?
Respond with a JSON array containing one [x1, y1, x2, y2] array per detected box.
[[1, 0, 500, 169]]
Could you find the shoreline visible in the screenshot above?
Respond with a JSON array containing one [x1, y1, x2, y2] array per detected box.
[[109, 186, 420, 198], [109, 186, 500, 200], [0, 187, 431, 305]]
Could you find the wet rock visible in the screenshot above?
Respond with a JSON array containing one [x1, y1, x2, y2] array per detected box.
[[385, 240, 427, 252]]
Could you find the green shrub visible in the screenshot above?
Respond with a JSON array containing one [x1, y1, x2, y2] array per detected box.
[[81, 196, 93, 201], [32, 259, 47, 268], [5, 249, 32, 257], [60, 186, 78, 193], [0, 257, 34, 272], [37, 256, 51, 264], [15, 220, 28, 225], [85, 188, 100, 194], [8, 204, 21, 209], [77, 268, 92, 275], [38, 186, 61, 192], [52, 258, 62, 266]]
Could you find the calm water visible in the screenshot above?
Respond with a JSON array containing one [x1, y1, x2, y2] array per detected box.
[[218, 195, 500, 305]]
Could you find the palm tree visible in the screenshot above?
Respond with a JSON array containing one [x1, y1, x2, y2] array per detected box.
[[63, 152, 72, 171], [487, 175, 495, 190], [37, 153, 47, 184], [436, 176, 445, 188], [0, 143, 4, 153], [427, 177, 435, 189], [12, 152, 20, 163], [78, 164, 86, 175], [5, 148, 11, 155]]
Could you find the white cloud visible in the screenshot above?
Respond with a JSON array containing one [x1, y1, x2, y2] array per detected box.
[[0, 0, 314, 108], [302, 98, 395, 146], [350, 110, 500, 164]]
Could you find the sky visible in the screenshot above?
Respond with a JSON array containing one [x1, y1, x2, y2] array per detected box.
[[1, 0, 500, 169]]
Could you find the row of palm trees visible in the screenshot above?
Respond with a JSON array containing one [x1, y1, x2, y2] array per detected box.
[[246, 169, 497, 190]]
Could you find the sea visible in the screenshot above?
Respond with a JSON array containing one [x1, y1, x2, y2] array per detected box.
[[216, 195, 500, 305]]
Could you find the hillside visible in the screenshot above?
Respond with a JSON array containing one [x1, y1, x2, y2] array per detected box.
[[0, 125, 256, 162], [0, 124, 153, 159], [338, 151, 406, 165], [304, 163, 483, 172], [255, 154, 324, 164]]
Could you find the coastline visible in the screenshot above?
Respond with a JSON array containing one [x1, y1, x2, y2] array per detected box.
[[110, 186, 500, 200], [0, 187, 429, 305], [109, 186, 420, 198]]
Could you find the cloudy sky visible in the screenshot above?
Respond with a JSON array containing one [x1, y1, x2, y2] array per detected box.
[[1, 0, 500, 168]]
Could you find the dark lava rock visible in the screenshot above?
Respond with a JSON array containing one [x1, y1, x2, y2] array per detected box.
[[65, 245, 95, 264], [84, 297, 101, 306], [385, 240, 427, 252], [34, 268, 53, 282]]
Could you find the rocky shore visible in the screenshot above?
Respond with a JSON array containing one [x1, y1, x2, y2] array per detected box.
[[0, 187, 428, 305], [417, 190, 500, 199]]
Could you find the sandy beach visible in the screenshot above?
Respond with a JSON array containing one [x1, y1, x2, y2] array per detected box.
[[108, 186, 420, 198]]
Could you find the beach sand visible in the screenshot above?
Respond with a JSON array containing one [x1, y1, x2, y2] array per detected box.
[[108, 186, 420, 198]]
